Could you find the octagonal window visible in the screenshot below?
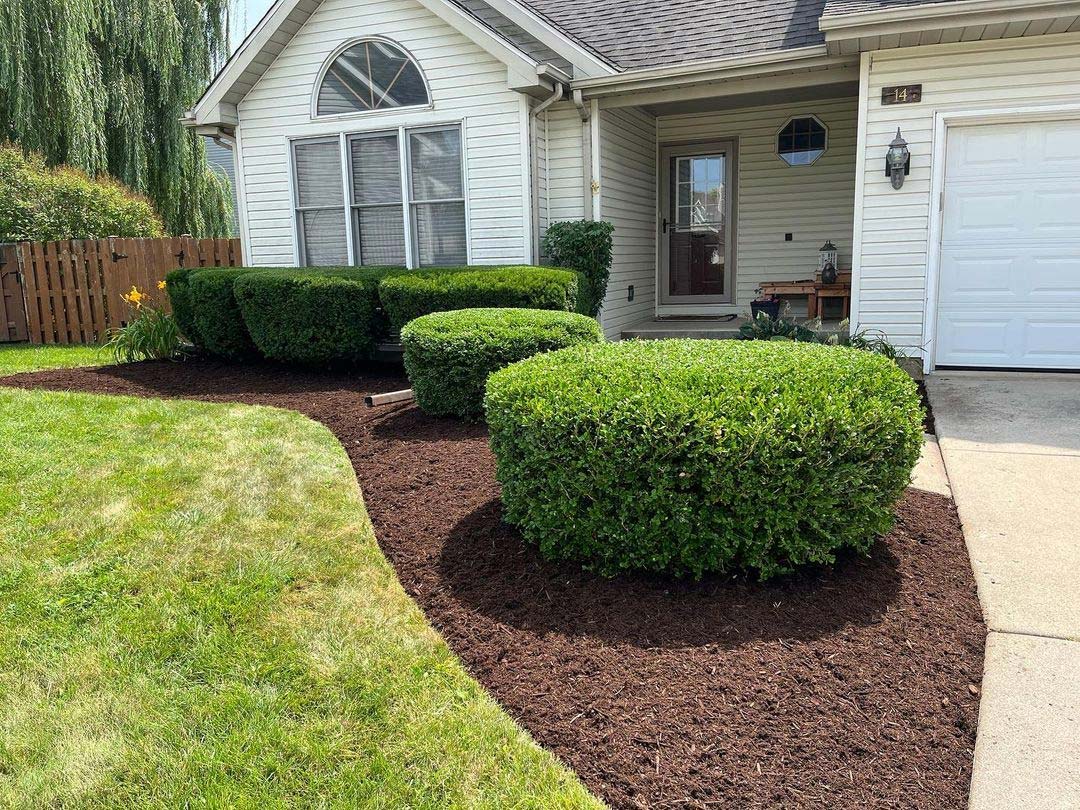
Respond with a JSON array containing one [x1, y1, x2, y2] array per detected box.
[[777, 116, 827, 166]]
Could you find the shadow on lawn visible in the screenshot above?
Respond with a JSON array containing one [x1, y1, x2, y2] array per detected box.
[[439, 497, 904, 650]]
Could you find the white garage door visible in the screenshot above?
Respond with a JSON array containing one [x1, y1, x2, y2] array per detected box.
[[937, 119, 1080, 369]]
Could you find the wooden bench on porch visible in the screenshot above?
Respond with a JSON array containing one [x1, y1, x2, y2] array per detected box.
[[760, 271, 852, 319]]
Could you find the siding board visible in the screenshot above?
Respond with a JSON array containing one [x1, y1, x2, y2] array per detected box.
[[237, 0, 528, 267]]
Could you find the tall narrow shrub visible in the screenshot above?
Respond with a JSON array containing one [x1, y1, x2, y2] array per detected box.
[[542, 220, 614, 317]]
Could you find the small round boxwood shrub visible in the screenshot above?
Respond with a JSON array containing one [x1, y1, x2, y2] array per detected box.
[[164, 267, 203, 347], [378, 266, 579, 332], [485, 340, 924, 580], [234, 267, 402, 365], [187, 267, 257, 360], [401, 308, 604, 419]]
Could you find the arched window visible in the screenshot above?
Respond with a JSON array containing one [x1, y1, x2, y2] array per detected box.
[[317, 40, 429, 116]]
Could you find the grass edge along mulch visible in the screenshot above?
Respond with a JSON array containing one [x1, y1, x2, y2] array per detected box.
[[3, 358, 985, 809], [0, 384, 600, 808]]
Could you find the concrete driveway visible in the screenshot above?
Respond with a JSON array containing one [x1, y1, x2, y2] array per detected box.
[[926, 373, 1080, 810]]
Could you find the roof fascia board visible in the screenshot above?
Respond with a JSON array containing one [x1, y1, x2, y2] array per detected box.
[[410, 0, 546, 77], [820, 0, 1080, 35], [480, 0, 620, 76], [596, 64, 859, 110], [192, 0, 299, 124], [572, 47, 852, 98]]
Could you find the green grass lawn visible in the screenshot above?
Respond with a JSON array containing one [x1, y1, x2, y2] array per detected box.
[[0, 343, 110, 376], [0, 385, 599, 807]]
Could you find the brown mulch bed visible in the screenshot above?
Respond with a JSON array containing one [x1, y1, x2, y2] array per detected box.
[[5, 360, 984, 809]]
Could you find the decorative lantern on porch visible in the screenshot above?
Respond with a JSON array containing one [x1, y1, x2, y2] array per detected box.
[[819, 240, 839, 284]]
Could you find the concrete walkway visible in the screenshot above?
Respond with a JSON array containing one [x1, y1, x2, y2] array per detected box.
[[925, 373, 1080, 810]]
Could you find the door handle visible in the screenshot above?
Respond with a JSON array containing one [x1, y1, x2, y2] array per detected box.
[[662, 218, 669, 234]]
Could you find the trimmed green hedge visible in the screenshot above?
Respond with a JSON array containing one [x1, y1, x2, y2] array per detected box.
[[401, 308, 604, 419], [187, 268, 258, 360], [378, 267, 579, 332], [234, 267, 405, 366], [0, 144, 164, 242], [542, 220, 614, 318], [171, 264, 582, 366], [485, 340, 923, 580], [164, 267, 203, 347]]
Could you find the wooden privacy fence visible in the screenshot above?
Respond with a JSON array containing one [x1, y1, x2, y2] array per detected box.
[[0, 237, 242, 345]]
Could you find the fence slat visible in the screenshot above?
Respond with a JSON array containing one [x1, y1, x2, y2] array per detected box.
[[83, 240, 107, 342], [9, 236, 240, 344]]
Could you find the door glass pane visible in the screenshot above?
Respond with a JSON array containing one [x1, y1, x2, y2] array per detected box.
[[668, 152, 727, 298], [350, 133, 401, 205], [413, 202, 467, 266]]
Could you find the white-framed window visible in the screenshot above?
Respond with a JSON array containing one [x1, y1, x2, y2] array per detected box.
[[291, 123, 468, 268], [776, 115, 828, 167], [316, 39, 430, 117]]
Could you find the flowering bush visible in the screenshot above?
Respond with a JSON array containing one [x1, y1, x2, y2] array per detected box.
[[105, 283, 182, 363]]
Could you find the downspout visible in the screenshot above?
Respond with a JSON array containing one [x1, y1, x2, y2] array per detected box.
[[573, 89, 594, 221], [529, 81, 565, 262]]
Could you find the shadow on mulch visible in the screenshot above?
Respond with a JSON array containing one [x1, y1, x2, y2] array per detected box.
[[3, 359, 985, 810], [441, 497, 902, 649]]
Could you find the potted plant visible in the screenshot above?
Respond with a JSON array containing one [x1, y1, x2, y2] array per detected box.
[[750, 288, 781, 320]]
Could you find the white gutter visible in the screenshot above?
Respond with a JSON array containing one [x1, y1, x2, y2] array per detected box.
[[570, 46, 853, 97], [819, 0, 1080, 31]]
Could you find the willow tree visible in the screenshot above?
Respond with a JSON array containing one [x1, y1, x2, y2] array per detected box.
[[0, 0, 233, 237]]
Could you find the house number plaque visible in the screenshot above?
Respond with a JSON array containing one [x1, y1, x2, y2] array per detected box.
[[882, 84, 922, 105]]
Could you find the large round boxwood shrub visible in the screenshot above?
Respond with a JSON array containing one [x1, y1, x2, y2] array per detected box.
[[234, 267, 402, 366], [378, 267, 579, 332], [401, 308, 604, 419], [187, 267, 257, 360], [485, 340, 924, 579]]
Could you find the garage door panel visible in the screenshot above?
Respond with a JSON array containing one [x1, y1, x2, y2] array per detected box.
[[937, 119, 1080, 369], [947, 120, 1080, 179], [1030, 256, 1080, 300], [945, 186, 1080, 241], [947, 126, 1027, 177], [937, 313, 1015, 364], [944, 190, 1024, 239], [1025, 321, 1080, 366], [1032, 190, 1080, 238], [939, 251, 1020, 301]]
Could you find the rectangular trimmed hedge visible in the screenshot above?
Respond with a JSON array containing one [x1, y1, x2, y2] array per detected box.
[[169, 264, 580, 366], [377, 266, 580, 332]]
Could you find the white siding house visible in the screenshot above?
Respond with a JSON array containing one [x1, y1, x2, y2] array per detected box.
[[188, 0, 1080, 371]]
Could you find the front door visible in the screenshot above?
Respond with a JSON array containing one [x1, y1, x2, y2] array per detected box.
[[659, 142, 735, 305]]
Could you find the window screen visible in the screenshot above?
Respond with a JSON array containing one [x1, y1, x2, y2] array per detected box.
[[293, 139, 348, 265], [777, 117, 827, 166], [408, 128, 466, 266], [350, 133, 406, 266], [291, 124, 467, 269], [317, 40, 429, 116]]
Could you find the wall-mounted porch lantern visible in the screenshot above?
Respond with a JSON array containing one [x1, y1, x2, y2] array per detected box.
[[885, 128, 911, 190]]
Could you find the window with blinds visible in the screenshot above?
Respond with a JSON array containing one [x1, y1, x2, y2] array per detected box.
[[292, 124, 466, 268], [408, 127, 467, 267], [293, 139, 349, 266]]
